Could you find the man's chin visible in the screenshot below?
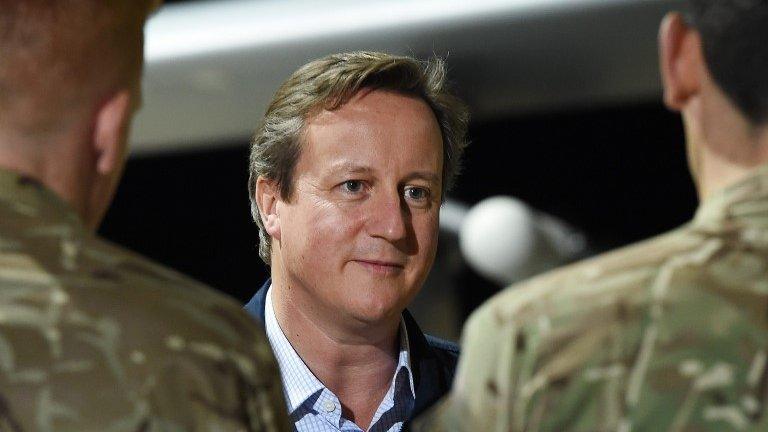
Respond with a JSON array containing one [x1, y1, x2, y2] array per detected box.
[[346, 300, 405, 328]]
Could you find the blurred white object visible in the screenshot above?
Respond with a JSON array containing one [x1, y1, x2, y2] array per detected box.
[[439, 199, 470, 235], [459, 196, 586, 285]]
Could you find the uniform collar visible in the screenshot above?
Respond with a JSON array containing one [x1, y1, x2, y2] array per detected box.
[[0, 167, 85, 232], [692, 163, 768, 244]]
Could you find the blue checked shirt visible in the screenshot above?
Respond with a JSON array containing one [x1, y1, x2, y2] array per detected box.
[[265, 287, 416, 432]]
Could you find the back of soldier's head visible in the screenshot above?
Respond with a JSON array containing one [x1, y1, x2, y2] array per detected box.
[[687, 0, 768, 125], [0, 0, 158, 142]]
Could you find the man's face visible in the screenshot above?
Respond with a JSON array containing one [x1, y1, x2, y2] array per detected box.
[[274, 88, 443, 326]]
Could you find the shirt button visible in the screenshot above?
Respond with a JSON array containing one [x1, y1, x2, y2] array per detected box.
[[323, 400, 336, 413]]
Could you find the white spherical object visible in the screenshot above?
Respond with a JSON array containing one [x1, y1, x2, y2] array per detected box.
[[459, 196, 537, 285]]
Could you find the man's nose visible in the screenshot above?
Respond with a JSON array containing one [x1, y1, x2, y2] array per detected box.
[[367, 190, 409, 242]]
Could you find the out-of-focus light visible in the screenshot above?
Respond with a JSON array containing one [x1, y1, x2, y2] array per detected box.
[[460, 196, 537, 285], [460, 196, 587, 285]]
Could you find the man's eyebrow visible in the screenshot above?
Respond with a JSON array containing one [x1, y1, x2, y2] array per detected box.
[[403, 171, 440, 184], [326, 161, 374, 174], [325, 162, 440, 183]]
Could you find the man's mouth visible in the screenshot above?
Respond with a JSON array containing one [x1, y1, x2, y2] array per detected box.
[[352, 259, 405, 275]]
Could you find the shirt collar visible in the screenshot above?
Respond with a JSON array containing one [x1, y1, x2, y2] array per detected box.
[[265, 286, 325, 413], [264, 285, 415, 414], [399, 312, 416, 398]]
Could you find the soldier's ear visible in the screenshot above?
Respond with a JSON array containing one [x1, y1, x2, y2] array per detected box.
[[659, 12, 703, 111], [92, 90, 132, 176], [255, 176, 281, 241], [83, 89, 133, 230]]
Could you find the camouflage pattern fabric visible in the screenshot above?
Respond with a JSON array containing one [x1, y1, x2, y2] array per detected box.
[[415, 164, 768, 432], [0, 168, 290, 431]]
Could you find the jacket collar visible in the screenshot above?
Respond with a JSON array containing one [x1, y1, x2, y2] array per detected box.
[[243, 278, 270, 322]]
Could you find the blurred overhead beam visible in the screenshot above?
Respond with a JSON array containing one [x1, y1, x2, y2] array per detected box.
[[132, 0, 685, 155]]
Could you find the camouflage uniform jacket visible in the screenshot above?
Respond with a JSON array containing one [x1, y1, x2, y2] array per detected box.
[[0, 168, 290, 432], [416, 164, 768, 432]]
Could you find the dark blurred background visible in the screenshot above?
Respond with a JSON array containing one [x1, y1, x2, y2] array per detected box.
[[100, 0, 696, 340]]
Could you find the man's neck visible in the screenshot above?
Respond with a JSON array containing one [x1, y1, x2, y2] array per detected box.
[[270, 276, 401, 430]]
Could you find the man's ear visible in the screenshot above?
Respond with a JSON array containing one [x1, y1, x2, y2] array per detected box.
[[93, 90, 132, 175], [659, 12, 704, 111], [255, 176, 281, 241]]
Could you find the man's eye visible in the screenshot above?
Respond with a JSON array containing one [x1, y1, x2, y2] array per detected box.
[[404, 186, 429, 201], [341, 180, 364, 193]]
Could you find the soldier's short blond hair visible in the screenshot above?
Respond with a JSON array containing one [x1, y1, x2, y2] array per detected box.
[[248, 51, 470, 265], [0, 0, 159, 139]]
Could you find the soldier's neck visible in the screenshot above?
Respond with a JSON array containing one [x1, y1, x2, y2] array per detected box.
[[0, 144, 92, 224], [694, 131, 768, 201], [686, 105, 768, 201]]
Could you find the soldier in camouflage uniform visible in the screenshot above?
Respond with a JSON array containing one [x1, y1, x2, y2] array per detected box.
[[413, 1, 768, 431], [0, 2, 288, 431]]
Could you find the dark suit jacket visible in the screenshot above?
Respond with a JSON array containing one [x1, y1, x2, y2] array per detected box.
[[244, 279, 459, 417]]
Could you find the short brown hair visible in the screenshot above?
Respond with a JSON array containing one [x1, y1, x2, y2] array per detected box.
[[248, 51, 470, 264], [0, 0, 158, 138]]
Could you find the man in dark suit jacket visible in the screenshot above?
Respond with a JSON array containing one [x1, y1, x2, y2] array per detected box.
[[244, 51, 469, 431]]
